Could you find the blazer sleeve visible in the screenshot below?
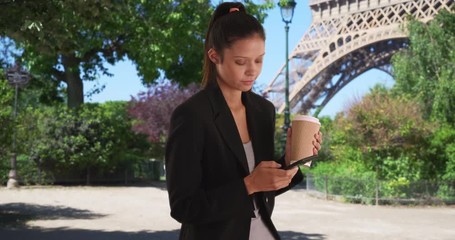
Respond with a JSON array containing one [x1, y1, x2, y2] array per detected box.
[[165, 104, 251, 225], [275, 154, 303, 196]]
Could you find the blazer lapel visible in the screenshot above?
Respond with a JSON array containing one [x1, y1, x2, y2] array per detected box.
[[206, 86, 249, 175], [243, 92, 267, 166]]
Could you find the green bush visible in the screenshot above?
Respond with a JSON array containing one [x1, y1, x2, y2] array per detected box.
[[382, 177, 410, 199], [0, 155, 9, 185], [309, 160, 377, 203], [437, 183, 455, 201], [11, 101, 150, 185], [16, 154, 54, 185]]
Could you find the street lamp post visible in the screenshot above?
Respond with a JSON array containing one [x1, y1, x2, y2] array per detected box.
[[278, 0, 296, 147], [5, 63, 30, 188]]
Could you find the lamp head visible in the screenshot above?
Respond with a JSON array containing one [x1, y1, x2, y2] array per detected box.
[[278, 0, 297, 24]]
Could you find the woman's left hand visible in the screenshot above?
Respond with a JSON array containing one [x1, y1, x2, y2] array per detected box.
[[312, 131, 323, 155]]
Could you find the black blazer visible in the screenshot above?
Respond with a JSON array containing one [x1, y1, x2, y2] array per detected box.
[[165, 85, 303, 240]]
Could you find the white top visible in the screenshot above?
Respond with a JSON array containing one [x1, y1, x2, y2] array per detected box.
[[243, 141, 276, 240]]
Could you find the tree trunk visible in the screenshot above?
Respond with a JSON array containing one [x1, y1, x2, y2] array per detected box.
[[62, 55, 84, 108]]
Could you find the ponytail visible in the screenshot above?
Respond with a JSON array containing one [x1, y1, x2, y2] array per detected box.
[[202, 2, 265, 88]]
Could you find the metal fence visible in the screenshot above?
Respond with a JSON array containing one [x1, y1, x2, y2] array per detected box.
[[305, 174, 455, 205]]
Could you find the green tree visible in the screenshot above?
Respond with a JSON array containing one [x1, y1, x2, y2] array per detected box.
[[0, 74, 14, 184], [0, 0, 273, 108], [333, 85, 433, 180], [0, 76, 13, 152], [429, 124, 455, 181], [392, 10, 455, 125], [392, 9, 455, 181]]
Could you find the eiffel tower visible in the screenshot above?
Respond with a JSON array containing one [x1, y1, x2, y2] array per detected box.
[[264, 0, 454, 115]]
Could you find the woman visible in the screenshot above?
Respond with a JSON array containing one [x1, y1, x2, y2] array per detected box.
[[165, 2, 322, 240]]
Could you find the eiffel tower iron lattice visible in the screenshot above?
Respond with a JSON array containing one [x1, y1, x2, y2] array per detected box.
[[264, 0, 454, 115]]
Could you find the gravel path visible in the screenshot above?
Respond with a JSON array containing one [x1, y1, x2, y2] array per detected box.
[[1, 183, 454, 240]]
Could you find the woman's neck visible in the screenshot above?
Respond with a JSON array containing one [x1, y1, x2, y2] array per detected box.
[[221, 90, 244, 112], [218, 81, 243, 110]]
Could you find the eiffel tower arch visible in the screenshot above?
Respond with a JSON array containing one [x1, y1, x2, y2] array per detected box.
[[264, 0, 454, 115]]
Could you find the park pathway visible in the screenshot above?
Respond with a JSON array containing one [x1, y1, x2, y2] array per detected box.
[[1, 183, 454, 240]]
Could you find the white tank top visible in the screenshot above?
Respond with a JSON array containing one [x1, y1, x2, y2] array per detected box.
[[243, 141, 276, 240]]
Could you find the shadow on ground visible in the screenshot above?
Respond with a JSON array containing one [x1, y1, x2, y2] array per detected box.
[[280, 230, 326, 240], [0, 202, 180, 239], [0, 228, 324, 240], [0, 197, 324, 240], [0, 228, 180, 240], [0, 203, 106, 228]]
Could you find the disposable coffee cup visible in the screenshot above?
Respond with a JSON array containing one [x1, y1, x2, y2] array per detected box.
[[290, 115, 320, 167]]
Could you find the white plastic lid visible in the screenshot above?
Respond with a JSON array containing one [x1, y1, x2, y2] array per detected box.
[[292, 115, 320, 125]]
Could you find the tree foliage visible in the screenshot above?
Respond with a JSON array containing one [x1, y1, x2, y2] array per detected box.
[[390, 9, 455, 181], [392, 10, 455, 125], [310, 84, 453, 202], [127, 81, 199, 159], [128, 81, 199, 142], [333, 85, 434, 180], [0, 0, 273, 108], [0, 75, 13, 160], [9, 102, 150, 185]]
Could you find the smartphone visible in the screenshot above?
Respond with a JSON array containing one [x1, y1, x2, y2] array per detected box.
[[284, 155, 318, 170]]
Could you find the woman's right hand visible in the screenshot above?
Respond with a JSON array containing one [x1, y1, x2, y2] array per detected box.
[[243, 161, 298, 195]]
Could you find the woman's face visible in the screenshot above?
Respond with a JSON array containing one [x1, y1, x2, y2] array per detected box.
[[213, 34, 265, 93]]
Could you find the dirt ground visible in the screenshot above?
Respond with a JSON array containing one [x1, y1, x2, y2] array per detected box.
[[0, 183, 454, 240]]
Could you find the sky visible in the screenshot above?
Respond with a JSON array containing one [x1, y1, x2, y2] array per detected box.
[[84, 0, 395, 118]]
